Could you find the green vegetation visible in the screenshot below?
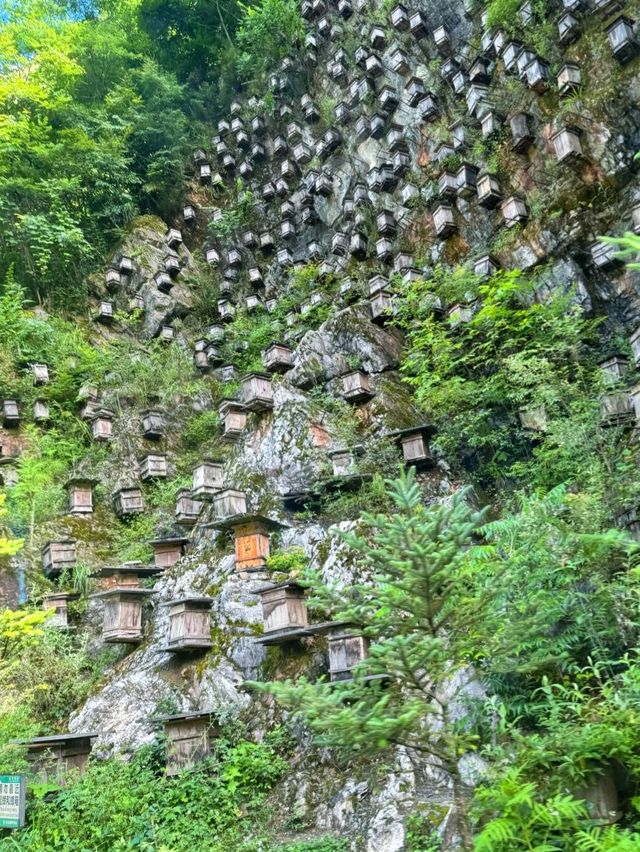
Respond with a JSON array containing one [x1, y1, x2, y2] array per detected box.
[[0, 0, 304, 311], [235, 0, 304, 88], [259, 472, 640, 849], [0, 733, 291, 850], [2, 0, 640, 848]]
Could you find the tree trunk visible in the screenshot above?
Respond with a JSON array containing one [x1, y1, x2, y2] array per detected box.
[[452, 776, 474, 852]]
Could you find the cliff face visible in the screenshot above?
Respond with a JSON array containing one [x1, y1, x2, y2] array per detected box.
[[4, 0, 640, 846]]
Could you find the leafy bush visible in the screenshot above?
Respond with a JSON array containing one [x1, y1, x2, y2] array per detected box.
[[4, 734, 289, 851], [265, 547, 309, 576], [235, 0, 304, 88]]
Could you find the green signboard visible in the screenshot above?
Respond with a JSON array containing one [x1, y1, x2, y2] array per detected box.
[[0, 775, 25, 829]]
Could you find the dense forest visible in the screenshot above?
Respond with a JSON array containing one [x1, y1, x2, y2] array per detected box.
[[2, 0, 640, 848]]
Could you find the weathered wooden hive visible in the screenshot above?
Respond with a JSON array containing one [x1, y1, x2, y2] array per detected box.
[[31, 363, 49, 385], [90, 561, 163, 590], [42, 591, 79, 628], [175, 489, 203, 525], [341, 370, 374, 403], [557, 63, 581, 96], [2, 399, 20, 427], [599, 354, 628, 383], [551, 126, 583, 162], [207, 514, 286, 573], [92, 409, 114, 441], [142, 409, 165, 440], [607, 15, 638, 63], [153, 712, 219, 776], [599, 392, 635, 427], [96, 301, 114, 324], [218, 399, 248, 439], [22, 734, 98, 784], [113, 486, 144, 517], [519, 405, 548, 434], [0, 459, 18, 487], [66, 478, 96, 515], [139, 453, 168, 481], [477, 173, 502, 208], [150, 536, 189, 569], [474, 254, 500, 278], [501, 196, 528, 228], [161, 597, 213, 652], [42, 540, 77, 579], [213, 489, 247, 520], [191, 459, 224, 500], [262, 343, 293, 373], [305, 622, 371, 681], [240, 372, 274, 411], [327, 446, 363, 477], [33, 400, 50, 423], [254, 581, 309, 644], [92, 587, 156, 643], [389, 426, 434, 467]]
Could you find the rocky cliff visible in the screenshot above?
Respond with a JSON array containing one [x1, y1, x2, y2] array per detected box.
[[3, 0, 640, 847]]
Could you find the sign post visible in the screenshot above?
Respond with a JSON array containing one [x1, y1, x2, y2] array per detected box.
[[0, 775, 25, 829]]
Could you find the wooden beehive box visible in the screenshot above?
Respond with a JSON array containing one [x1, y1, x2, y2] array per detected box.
[[96, 301, 114, 324], [551, 126, 583, 163], [599, 355, 628, 383], [630, 326, 640, 366], [0, 460, 18, 487], [209, 515, 285, 574], [162, 597, 213, 652], [92, 410, 114, 441], [607, 15, 637, 63], [341, 370, 374, 403], [257, 582, 309, 636], [24, 734, 98, 784], [448, 303, 473, 327], [94, 588, 156, 643], [3, 400, 20, 427], [235, 521, 271, 571], [42, 540, 76, 579], [113, 487, 144, 517], [175, 489, 203, 526], [501, 196, 528, 228], [391, 427, 434, 466], [218, 400, 248, 441], [241, 373, 273, 411], [151, 536, 188, 569], [139, 453, 168, 481], [66, 478, 96, 515], [370, 291, 395, 324], [599, 392, 635, 427], [477, 173, 502, 209], [433, 203, 457, 238], [166, 228, 182, 248], [262, 343, 293, 374], [31, 363, 49, 385], [557, 63, 581, 97], [157, 712, 219, 776], [90, 562, 162, 590], [213, 489, 247, 520], [474, 254, 500, 278], [192, 459, 224, 500], [106, 268, 121, 290], [142, 409, 165, 440], [42, 592, 79, 628], [33, 400, 50, 423], [327, 624, 369, 681]]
